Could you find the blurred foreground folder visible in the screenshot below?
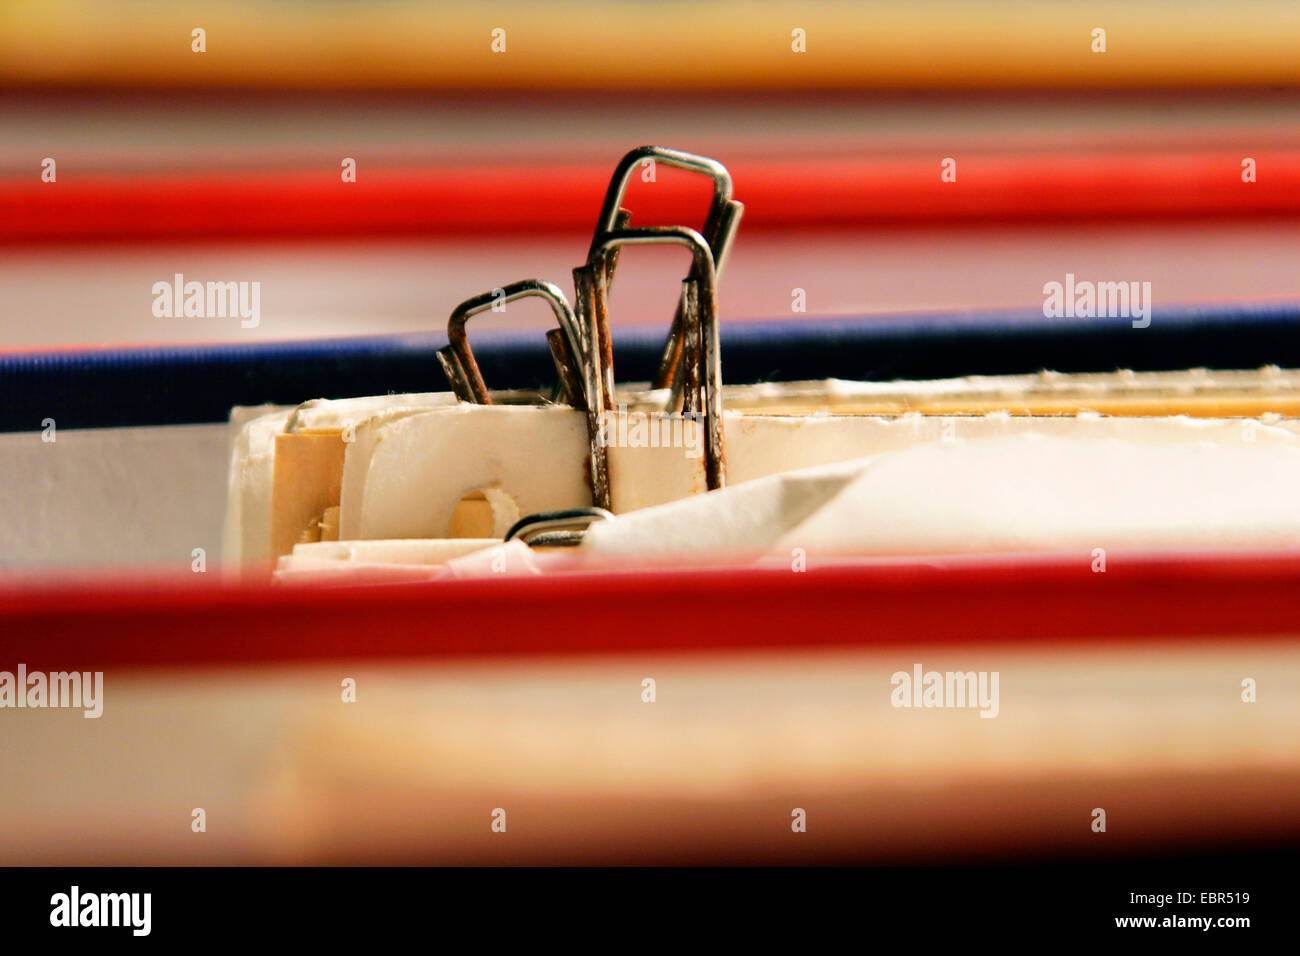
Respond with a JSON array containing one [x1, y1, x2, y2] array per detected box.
[[0, 554, 1297, 864]]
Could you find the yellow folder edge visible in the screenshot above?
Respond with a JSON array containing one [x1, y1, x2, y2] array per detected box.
[[3, 1, 1299, 91]]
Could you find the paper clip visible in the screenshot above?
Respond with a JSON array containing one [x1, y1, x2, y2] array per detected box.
[[436, 147, 738, 511], [437, 279, 582, 405], [505, 507, 614, 547], [576, 225, 726, 506], [588, 146, 743, 394]]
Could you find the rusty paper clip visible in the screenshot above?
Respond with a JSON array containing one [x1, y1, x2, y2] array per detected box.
[[436, 147, 738, 512], [588, 146, 743, 393], [437, 279, 582, 405], [574, 225, 726, 508]]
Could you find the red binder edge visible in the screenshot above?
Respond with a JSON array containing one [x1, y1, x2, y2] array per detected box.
[[4, 150, 1299, 244], [2, 548, 1297, 673]]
